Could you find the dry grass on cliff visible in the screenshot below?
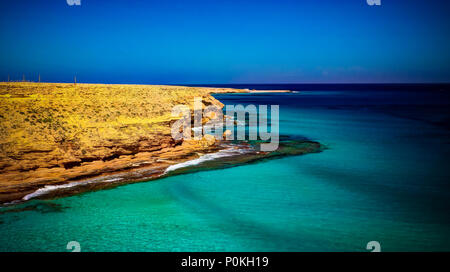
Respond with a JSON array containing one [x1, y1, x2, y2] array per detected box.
[[0, 82, 238, 172]]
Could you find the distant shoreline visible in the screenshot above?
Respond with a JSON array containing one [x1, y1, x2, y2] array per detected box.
[[184, 83, 450, 92], [247, 90, 292, 93]]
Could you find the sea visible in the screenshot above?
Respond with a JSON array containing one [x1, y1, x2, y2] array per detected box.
[[1, 84, 449, 252]]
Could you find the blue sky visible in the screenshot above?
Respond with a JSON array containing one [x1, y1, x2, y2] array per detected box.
[[0, 0, 449, 84]]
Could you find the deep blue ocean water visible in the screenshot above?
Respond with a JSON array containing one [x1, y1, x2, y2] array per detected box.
[[1, 85, 449, 251]]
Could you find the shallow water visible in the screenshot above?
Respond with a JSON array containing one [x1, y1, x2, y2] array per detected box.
[[1, 86, 449, 251]]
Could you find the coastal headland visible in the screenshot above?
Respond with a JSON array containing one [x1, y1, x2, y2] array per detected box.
[[0, 83, 314, 204]]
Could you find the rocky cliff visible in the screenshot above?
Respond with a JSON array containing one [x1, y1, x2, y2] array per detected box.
[[0, 82, 243, 203]]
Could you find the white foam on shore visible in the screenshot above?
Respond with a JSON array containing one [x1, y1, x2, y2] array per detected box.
[[164, 146, 250, 173], [20, 146, 251, 202], [22, 177, 123, 201]]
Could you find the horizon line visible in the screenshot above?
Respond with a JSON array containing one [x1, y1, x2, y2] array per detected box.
[[2, 81, 450, 85]]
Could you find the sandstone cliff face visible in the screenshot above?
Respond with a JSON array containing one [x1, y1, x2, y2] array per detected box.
[[0, 83, 242, 202]]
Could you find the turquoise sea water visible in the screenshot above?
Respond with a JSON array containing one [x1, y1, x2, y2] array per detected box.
[[1, 88, 450, 251]]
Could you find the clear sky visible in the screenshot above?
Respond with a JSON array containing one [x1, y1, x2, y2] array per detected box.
[[1, 0, 449, 84]]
